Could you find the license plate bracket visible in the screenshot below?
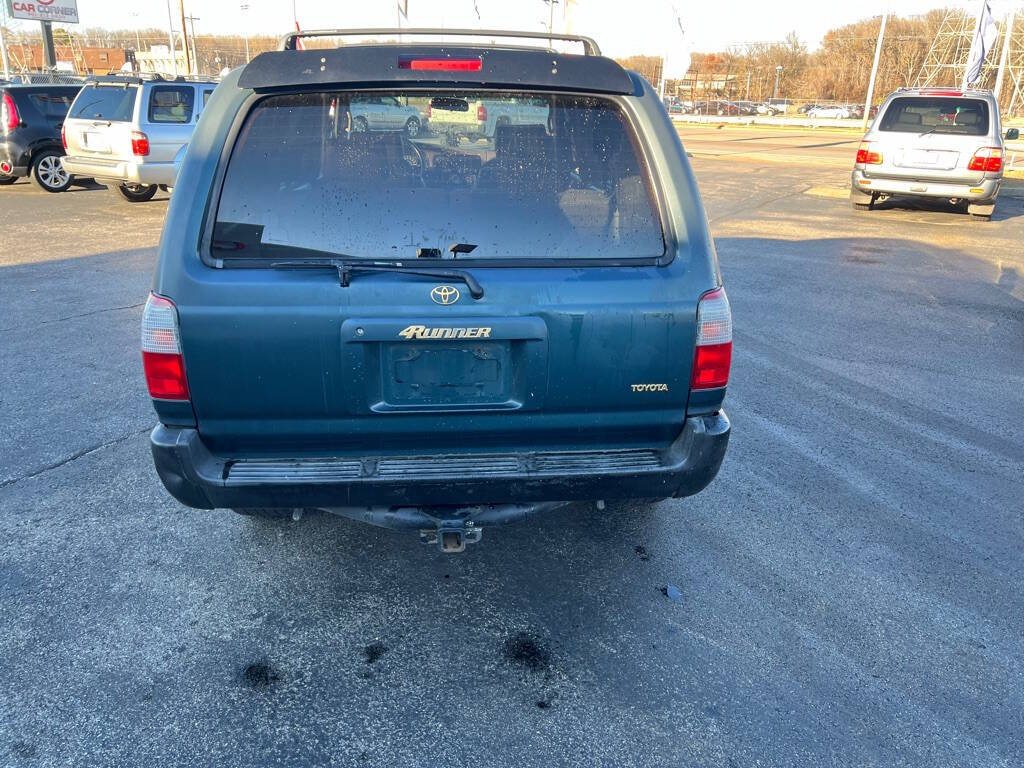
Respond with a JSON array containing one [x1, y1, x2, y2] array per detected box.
[[383, 342, 511, 407]]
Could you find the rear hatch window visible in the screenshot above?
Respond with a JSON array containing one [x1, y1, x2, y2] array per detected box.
[[27, 91, 77, 119], [213, 90, 665, 262], [69, 85, 137, 122], [878, 97, 989, 136]]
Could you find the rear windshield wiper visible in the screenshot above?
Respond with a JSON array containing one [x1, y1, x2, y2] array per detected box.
[[270, 259, 484, 299]]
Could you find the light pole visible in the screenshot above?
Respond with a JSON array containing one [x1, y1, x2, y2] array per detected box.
[[240, 3, 251, 63], [773, 65, 783, 101], [165, 0, 178, 77]]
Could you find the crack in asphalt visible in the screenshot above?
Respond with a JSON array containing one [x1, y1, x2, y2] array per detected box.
[[0, 302, 145, 333], [0, 427, 151, 489]]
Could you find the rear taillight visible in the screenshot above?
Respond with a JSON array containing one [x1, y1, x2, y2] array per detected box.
[[142, 293, 189, 400], [968, 147, 1002, 173], [130, 130, 149, 157], [61, 124, 67, 150], [427, 104, 432, 118], [692, 287, 732, 390], [855, 141, 882, 165], [477, 104, 487, 122], [2, 91, 19, 132]]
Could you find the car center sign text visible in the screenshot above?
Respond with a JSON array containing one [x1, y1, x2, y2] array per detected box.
[[6, 0, 80, 24]]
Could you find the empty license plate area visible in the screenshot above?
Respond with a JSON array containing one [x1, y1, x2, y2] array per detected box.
[[384, 342, 510, 407], [340, 318, 548, 413]]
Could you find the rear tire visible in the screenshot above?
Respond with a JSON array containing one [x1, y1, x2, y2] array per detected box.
[[31, 150, 73, 193], [111, 182, 158, 202], [404, 116, 420, 138], [352, 116, 368, 133]]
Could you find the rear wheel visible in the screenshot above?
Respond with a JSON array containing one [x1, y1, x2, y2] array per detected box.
[[111, 182, 158, 202], [352, 116, 368, 133], [404, 116, 421, 138], [31, 150, 73, 193]]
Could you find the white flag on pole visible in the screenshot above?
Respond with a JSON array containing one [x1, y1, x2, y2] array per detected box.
[[963, 0, 998, 87]]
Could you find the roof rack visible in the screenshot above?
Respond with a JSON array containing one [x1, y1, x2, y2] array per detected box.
[[896, 86, 992, 94], [86, 73, 218, 85], [278, 28, 601, 56]]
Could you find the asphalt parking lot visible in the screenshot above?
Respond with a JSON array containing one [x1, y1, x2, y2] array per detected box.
[[2, 140, 1023, 767]]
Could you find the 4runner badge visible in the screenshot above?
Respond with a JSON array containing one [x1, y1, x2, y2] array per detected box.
[[399, 325, 492, 340], [631, 383, 669, 392]]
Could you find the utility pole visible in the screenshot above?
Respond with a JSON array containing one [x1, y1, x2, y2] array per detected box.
[[773, 65, 782, 100], [178, 0, 192, 76], [862, 12, 888, 131], [0, 0, 10, 81], [40, 21, 56, 68], [994, 8, 1015, 106], [165, 0, 179, 77], [185, 14, 200, 75], [745, 70, 751, 100]]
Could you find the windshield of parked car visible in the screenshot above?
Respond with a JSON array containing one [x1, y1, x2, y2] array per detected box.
[[878, 97, 989, 136], [213, 90, 665, 262], [69, 85, 138, 122]]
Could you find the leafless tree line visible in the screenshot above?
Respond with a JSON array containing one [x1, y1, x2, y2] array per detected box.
[[0, 9, 970, 101]]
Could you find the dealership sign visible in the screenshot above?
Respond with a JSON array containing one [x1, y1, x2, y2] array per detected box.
[[6, 0, 80, 24]]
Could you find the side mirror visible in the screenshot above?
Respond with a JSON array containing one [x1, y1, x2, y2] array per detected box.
[[1006, 128, 1020, 141]]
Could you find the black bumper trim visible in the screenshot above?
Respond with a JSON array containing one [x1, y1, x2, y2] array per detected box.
[[150, 411, 730, 512]]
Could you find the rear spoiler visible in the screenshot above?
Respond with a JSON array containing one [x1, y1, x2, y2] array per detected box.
[[238, 45, 635, 95]]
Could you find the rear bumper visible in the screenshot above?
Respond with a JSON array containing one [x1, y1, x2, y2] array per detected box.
[[151, 412, 731, 514], [62, 155, 176, 186], [0, 139, 29, 176], [851, 168, 1000, 200]]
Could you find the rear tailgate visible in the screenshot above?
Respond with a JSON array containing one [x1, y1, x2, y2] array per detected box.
[[177, 268, 695, 456], [172, 51, 702, 459], [63, 84, 138, 160]]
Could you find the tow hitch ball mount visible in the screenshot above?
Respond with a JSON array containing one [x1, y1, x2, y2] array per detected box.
[[420, 522, 483, 553]]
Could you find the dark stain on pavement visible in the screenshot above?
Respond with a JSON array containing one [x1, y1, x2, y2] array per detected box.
[[242, 662, 280, 688], [363, 641, 388, 664], [502, 632, 550, 672]]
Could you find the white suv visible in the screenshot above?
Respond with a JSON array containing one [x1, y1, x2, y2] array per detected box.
[[851, 87, 1019, 220], [62, 75, 217, 202]]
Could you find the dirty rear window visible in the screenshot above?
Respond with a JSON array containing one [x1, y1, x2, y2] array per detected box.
[[878, 97, 989, 136], [213, 90, 665, 262], [69, 85, 137, 122]]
